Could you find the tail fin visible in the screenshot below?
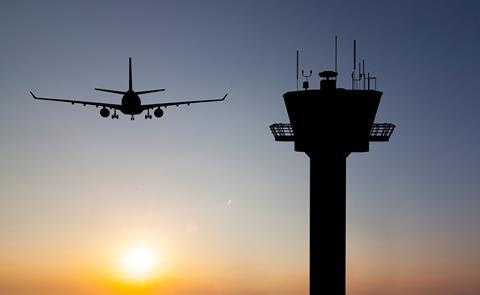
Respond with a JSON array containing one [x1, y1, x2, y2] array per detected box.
[[129, 57, 133, 91]]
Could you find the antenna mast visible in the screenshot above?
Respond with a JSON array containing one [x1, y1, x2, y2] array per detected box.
[[352, 40, 356, 89], [335, 35, 338, 74], [297, 50, 299, 91], [302, 69, 312, 90], [362, 59, 366, 90], [351, 40, 364, 89]]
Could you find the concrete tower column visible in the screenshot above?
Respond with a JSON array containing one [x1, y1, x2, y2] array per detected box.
[[309, 152, 346, 295]]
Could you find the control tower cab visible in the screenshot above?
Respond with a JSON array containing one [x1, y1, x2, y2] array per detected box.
[[271, 45, 394, 155]]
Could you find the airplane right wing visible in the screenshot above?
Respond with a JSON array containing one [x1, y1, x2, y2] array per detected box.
[[30, 91, 122, 109], [141, 93, 228, 110]]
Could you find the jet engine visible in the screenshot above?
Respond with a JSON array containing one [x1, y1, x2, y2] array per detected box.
[[154, 108, 164, 118], [100, 107, 110, 118]]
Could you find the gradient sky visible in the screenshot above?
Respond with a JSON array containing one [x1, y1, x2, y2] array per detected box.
[[1, 0, 480, 294]]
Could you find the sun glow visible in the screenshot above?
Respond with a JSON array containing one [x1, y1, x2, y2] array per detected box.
[[120, 245, 157, 281]]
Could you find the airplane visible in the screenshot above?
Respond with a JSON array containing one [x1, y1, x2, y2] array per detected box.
[[30, 58, 227, 120]]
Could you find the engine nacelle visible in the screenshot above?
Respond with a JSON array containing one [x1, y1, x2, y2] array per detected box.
[[154, 108, 164, 118], [100, 107, 110, 118]]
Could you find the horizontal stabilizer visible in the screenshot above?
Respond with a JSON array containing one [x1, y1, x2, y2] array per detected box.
[[94, 88, 126, 95], [136, 89, 166, 95]]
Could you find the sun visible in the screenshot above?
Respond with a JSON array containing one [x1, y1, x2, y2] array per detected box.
[[120, 245, 157, 281]]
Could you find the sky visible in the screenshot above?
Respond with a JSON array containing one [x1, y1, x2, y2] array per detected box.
[[0, 0, 480, 294]]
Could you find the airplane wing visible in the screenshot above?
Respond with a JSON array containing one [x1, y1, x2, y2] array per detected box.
[[30, 91, 122, 109], [141, 93, 228, 110]]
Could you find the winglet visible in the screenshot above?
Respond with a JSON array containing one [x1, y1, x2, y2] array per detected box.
[[30, 91, 37, 99], [221, 93, 228, 100]]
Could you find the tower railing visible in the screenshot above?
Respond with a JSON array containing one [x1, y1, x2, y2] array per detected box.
[[269, 122, 395, 142], [269, 123, 295, 141], [369, 123, 395, 141]]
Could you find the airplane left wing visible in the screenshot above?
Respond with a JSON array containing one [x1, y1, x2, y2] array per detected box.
[[30, 91, 122, 109], [141, 93, 228, 110]]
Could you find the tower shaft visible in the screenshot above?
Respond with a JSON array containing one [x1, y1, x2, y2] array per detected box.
[[310, 152, 346, 295]]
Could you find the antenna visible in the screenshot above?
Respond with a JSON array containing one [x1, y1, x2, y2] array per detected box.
[[366, 72, 377, 90], [353, 40, 356, 71], [351, 41, 366, 90], [335, 35, 338, 74], [358, 62, 362, 90], [302, 69, 312, 90], [297, 50, 299, 91], [362, 59, 366, 90], [352, 40, 356, 89]]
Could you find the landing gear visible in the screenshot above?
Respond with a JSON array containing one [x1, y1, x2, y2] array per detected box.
[[111, 109, 119, 119], [130, 115, 135, 120], [145, 109, 152, 119]]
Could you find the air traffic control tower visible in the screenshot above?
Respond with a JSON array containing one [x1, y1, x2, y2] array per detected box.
[[270, 44, 395, 295]]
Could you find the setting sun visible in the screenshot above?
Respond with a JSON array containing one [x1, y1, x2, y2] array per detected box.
[[120, 245, 157, 281]]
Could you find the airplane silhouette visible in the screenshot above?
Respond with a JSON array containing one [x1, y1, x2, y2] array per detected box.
[[30, 58, 227, 120]]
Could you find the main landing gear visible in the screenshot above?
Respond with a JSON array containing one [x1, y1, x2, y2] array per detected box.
[[145, 109, 152, 119], [111, 109, 119, 119]]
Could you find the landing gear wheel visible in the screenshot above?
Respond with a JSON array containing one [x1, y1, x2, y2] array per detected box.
[[145, 109, 153, 119]]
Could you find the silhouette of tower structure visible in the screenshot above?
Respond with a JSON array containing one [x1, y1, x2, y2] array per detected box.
[[270, 42, 394, 295]]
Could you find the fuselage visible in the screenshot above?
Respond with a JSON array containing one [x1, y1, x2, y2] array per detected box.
[[121, 90, 142, 114]]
